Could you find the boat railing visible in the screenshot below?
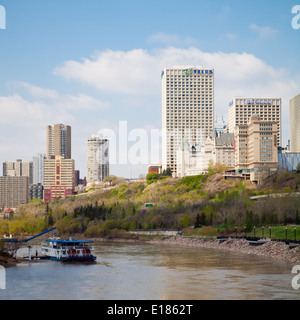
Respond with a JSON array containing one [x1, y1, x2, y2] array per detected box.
[[57, 246, 94, 254]]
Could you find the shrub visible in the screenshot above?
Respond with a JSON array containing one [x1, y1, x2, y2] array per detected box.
[[85, 224, 102, 237], [146, 172, 159, 184], [102, 220, 119, 231]]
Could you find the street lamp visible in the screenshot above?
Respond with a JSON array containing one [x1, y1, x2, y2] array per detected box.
[[269, 226, 271, 239], [262, 226, 264, 238]]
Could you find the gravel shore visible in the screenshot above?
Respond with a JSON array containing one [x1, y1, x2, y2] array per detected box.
[[148, 237, 300, 264]]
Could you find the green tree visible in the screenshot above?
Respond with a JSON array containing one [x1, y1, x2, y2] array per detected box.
[[245, 211, 254, 232], [162, 167, 172, 176], [104, 175, 118, 186], [181, 214, 190, 228], [201, 205, 215, 226], [146, 172, 159, 184]]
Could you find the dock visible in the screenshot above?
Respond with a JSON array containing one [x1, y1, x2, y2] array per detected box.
[[23, 255, 47, 261]]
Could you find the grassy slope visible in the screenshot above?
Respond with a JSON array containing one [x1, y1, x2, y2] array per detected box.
[[1, 171, 300, 238]]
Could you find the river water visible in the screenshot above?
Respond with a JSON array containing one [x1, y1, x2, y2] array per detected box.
[[0, 241, 299, 300]]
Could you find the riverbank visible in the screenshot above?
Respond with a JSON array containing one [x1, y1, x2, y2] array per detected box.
[[147, 236, 300, 264], [0, 252, 22, 268], [2, 233, 299, 266], [73, 231, 300, 264]]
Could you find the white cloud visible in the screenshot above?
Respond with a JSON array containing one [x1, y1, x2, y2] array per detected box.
[[53, 47, 298, 121], [0, 94, 52, 126], [53, 49, 159, 95], [249, 23, 278, 38], [11, 81, 60, 100], [10, 81, 110, 110]]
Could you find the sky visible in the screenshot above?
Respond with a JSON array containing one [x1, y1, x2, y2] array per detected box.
[[0, 0, 299, 179]]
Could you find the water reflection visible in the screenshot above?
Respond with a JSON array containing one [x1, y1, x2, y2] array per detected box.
[[0, 241, 299, 300]]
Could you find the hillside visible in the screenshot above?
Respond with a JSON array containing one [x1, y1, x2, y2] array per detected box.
[[1, 169, 300, 238]]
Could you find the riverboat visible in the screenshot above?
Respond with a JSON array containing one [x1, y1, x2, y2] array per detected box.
[[41, 238, 97, 262]]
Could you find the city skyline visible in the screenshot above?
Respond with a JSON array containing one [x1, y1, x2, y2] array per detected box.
[[0, 1, 299, 178]]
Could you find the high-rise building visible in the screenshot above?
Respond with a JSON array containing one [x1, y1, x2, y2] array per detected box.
[[161, 66, 214, 175], [228, 98, 281, 147], [0, 176, 29, 209], [43, 156, 75, 202], [278, 150, 300, 172], [234, 115, 278, 183], [29, 183, 44, 200], [86, 134, 109, 186], [289, 93, 300, 152], [33, 153, 46, 185], [47, 124, 71, 159], [3, 159, 33, 184], [75, 170, 80, 186]]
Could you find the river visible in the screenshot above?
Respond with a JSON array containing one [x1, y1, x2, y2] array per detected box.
[[0, 241, 299, 300]]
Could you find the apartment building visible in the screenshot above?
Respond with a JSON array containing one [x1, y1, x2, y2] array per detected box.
[[229, 98, 281, 147], [161, 66, 214, 175], [33, 153, 46, 185], [289, 93, 300, 152], [29, 183, 44, 200], [234, 115, 278, 183], [0, 176, 29, 209], [47, 124, 71, 159], [3, 159, 33, 184], [86, 134, 109, 186], [43, 155, 75, 202]]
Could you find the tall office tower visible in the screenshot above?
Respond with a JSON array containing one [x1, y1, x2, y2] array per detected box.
[[3, 159, 33, 184], [289, 93, 300, 152], [86, 134, 109, 186], [0, 176, 29, 209], [161, 66, 214, 175], [43, 155, 75, 202], [47, 124, 71, 159], [33, 153, 46, 185], [234, 115, 278, 183], [75, 170, 80, 186], [228, 98, 282, 147]]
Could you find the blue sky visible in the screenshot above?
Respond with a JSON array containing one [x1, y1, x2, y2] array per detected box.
[[0, 0, 299, 178]]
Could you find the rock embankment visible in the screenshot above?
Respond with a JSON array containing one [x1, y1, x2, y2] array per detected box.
[[149, 237, 300, 264]]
